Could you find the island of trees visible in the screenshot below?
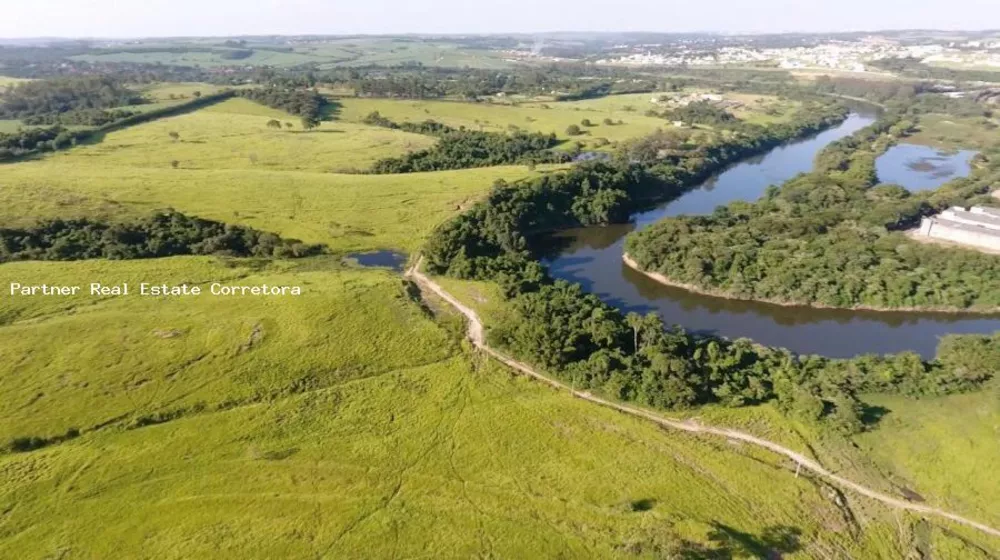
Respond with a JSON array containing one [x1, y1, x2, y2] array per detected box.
[[363, 112, 570, 172], [624, 109, 1000, 311]]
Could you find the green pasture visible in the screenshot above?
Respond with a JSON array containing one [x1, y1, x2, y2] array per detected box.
[[0, 98, 550, 253], [0, 260, 904, 558], [337, 96, 670, 149]]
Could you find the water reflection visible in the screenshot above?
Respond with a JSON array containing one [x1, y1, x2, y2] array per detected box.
[[346, 250, 408, 272], [543, 112, 1000, 358], [876, 144, 978, 192]]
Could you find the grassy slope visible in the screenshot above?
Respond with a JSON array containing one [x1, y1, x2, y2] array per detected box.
[[0, 98, 549, 253], [337, 96, 669, 150], [548, 91, 803, 125], [435, 275, 1000, 556], [853, 391, 1000, 529], [337, 91, 801, 152], [0, 258, 456, 443], [47, 98, 436, 173], [1, 258, 905, 559]]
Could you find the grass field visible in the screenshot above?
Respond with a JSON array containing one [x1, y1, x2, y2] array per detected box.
[[0, 119, 22, 133], [1, 256, 913, 559], [853, 391, 1000, 530], [337, 91, 803, 151], [906, 113, 1000, 150], [541, 91, 805, 126], [337, 96, 670, 150], [0, 76, 31, 88], [433, 274, 1000, 557], [0, 98, 549, 253], [45, 97, 436, 173]]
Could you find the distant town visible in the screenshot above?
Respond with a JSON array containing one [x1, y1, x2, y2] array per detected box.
[[497, 35, 1000, 75]]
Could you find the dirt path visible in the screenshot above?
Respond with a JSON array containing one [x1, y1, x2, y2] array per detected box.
[[406, 257, 1000, 541]]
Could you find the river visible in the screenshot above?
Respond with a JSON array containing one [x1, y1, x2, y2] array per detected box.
[[542, 111, 1000, 358]]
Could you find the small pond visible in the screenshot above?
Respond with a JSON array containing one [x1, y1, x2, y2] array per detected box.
[[346, 251, 408, 272], [874, 143, 978, 192]]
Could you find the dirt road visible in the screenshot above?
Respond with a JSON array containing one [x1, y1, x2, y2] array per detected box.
[[406, 257, 1000, 540]]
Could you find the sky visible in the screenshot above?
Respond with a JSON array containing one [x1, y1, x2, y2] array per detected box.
[[1, 0, 998, 38]]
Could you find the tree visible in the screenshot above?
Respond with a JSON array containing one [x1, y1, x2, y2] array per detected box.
[[581, 118, 593, 127], [168, 131, 180, 142], [266, 119, 282, 129], [626, 312, 643, 354], [170, 160, 180, 169], [565, 124, 582, 136], [301, 116, 320, 130], [602, 118, 614, 126], [284, 122, 293, 129], [192, 91, 202, 98]]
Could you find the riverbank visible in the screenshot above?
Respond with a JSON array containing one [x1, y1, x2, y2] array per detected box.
[[622, 253, 1000, 316]]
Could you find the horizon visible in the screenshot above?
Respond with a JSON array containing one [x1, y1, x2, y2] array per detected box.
[[4, 0, 1000, 40], [3, 27, 1000, 43]]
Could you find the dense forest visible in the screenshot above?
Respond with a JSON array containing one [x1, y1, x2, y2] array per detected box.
[[0, 210, 323, 262], [363, 112, 571, 173], [625, 113, 1000, 311], [0, 76, 145, 119]]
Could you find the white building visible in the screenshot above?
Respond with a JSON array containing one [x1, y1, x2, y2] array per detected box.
[[918, 206, 1000, 252]]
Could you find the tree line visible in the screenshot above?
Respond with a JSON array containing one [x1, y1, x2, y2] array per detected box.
[[0, 210, 323, 262], [234, 87, 331, 128], [363, 112, 571, 173], [0, 75, 145, 120], [0, 91, 235, 162]]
